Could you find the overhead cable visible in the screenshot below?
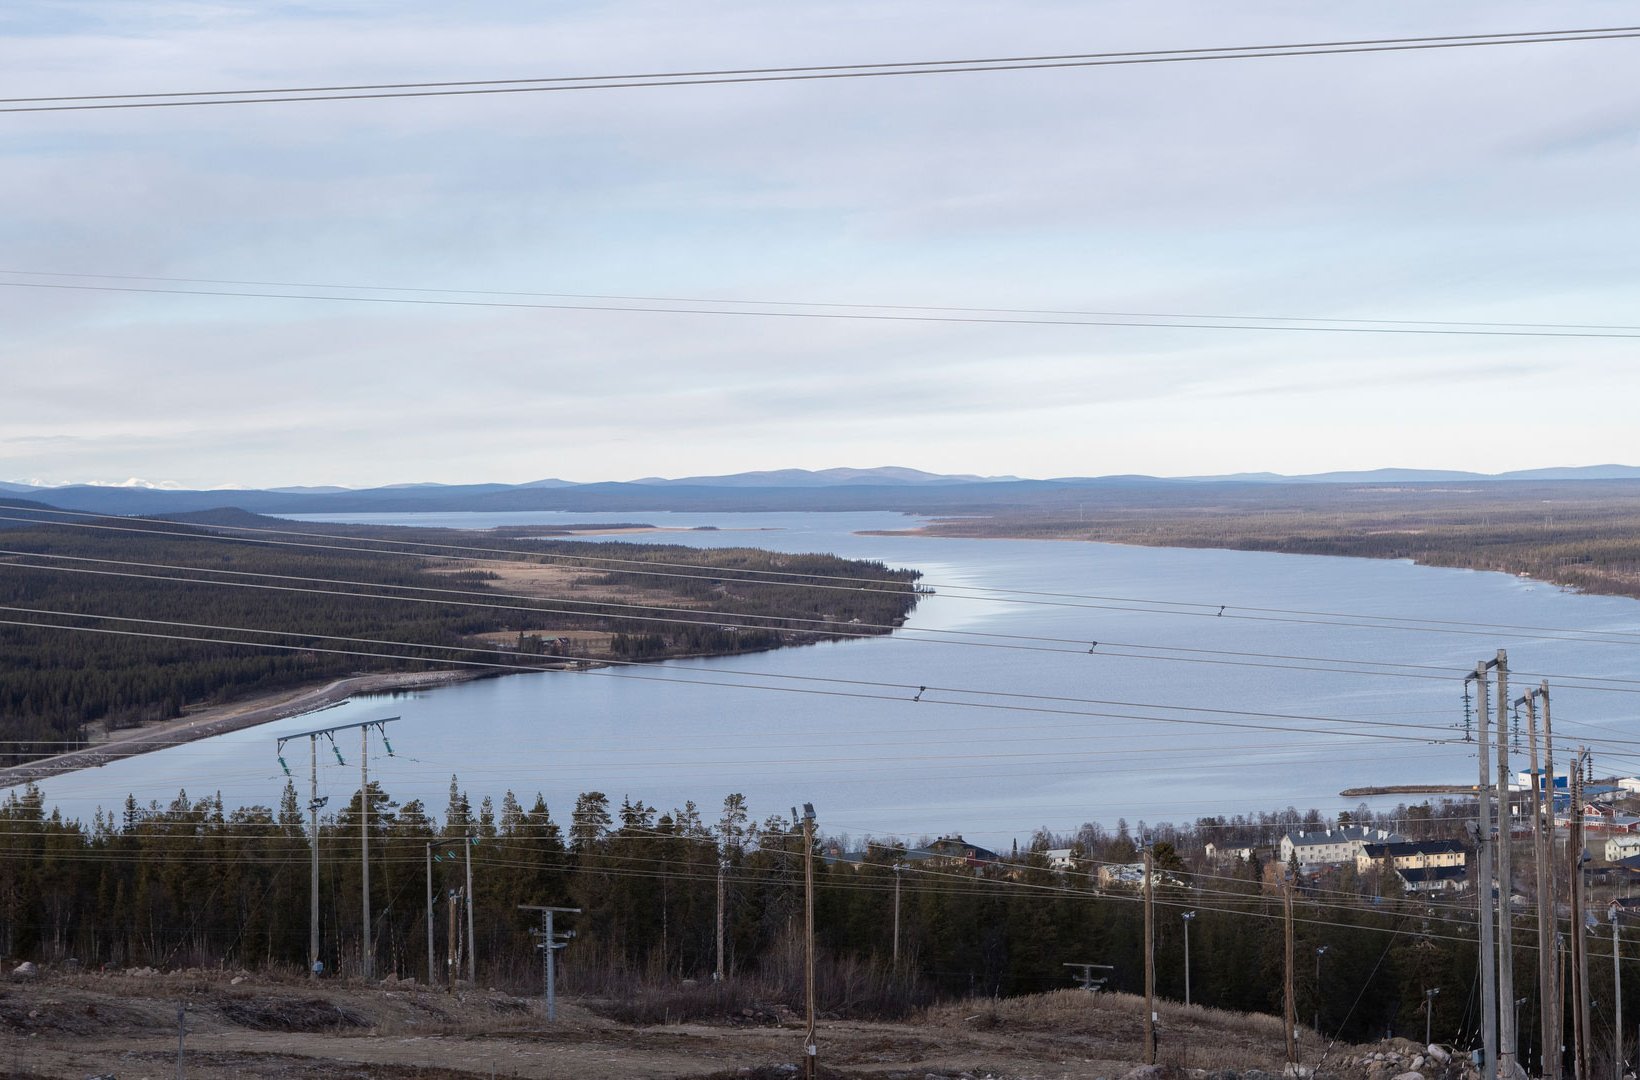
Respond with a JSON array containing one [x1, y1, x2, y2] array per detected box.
[[1, 26, 1636, 113]]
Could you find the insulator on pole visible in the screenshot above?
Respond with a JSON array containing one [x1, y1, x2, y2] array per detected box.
[[278, 756, 291, 777]]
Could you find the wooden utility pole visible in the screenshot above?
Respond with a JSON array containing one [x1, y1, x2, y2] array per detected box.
[[1613, 904, 1623, 1080], [1525, 688, 1559, 1080], [360, 725, 371, 979], [1144, 846, 1156, 1065], [1284, 880, 1297, 1068], [1473, 663, 1499, 1080], [425, 842, 436, 985], [1184, 910, 1197, 1008], [711, 852, 724, 989], [309, 737, 320, 980], [1542, 682, 1563, 1080], [464, 834, 476, 984], [800, 804, 818, 1080], [1571, 749, 1590, 1080], [1497, 650, 1518, 1080], [447, 888, 459, 988], [893, 862, 906, 968], [715, 845, 727, 981]]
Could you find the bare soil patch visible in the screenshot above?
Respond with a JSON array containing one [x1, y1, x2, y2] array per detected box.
[[2, 971, 1408, 1080]]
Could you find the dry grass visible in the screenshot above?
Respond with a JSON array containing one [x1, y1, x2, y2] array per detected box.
[[923, 990, 1323, 1073]]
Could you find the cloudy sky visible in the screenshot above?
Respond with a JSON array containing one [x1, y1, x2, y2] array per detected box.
[[3, 2, 1638, 488]]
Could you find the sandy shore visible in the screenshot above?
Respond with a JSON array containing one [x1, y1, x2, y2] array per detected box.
[[0, 669, 475, 789]]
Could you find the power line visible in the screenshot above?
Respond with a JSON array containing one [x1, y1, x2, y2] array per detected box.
[[0, 612, 1466, 745], [13, 504, 1640, 653], [5, 269, 1638, 336], [5, 279, 1639, 340], [14, 539, 1640, 714], [2, 26, 1636, 113], [11, 509, 1640, 701]]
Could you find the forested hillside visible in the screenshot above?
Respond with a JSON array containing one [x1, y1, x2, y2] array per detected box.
[[0, 781, 1544, 1053], [0, 506, 919, 763]]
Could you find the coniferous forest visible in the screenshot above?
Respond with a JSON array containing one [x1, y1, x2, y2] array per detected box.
[[0, 507, 920, 765], [0, 779, 1605, 1055]]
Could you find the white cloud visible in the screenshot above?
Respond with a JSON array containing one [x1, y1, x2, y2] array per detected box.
[[4, 1, 1639, 484]]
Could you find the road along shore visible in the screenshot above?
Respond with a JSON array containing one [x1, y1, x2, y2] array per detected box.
[[0, 669, 475, 790]]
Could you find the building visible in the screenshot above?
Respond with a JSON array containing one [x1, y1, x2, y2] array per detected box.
[[1204, 842, 1255, 864], [1095, 862, 1187, 890], [922, 835, 1002, 870], [1357, 839, 1467, 875], [1041, 848, 1078, 871], [1607, 835, 1640, 863], [1279, 826, 1401, 870], [1397, 865, 1469, 893], [1097, 862, 1147, 889]]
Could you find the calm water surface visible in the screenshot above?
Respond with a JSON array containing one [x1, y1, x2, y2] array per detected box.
[[19, 511, 1640, 849]]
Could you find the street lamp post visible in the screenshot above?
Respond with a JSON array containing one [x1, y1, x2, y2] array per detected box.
[[1425, 988, 1442, 1048], [1182, 911, 1197, 1006]]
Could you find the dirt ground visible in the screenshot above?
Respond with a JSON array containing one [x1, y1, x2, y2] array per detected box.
[[0, 969, 1396, 1080]]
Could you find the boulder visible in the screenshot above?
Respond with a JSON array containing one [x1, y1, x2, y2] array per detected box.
[[1121, 1066, 1168, 1080], [11, 961, 38, 979]]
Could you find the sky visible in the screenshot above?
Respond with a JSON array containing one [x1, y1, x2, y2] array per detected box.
[[4, 2, 1640, 489]]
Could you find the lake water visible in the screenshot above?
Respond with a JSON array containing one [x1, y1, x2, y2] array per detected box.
[[18, 510, 1640, 849]]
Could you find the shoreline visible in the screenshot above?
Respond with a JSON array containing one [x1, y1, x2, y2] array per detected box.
[[859, 524, 1614, 599], [0, 669, 478, 791]]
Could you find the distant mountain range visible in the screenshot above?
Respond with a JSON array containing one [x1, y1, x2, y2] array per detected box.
[[4, 464, 1639, 518]]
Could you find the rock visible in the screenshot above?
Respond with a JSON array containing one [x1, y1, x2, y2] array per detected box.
[[1205, 1070, 1240, 1080], [11, 961, 38, 979], [1121, 1066, 1167, 1080], [1393, 1071, 1425, 1080], [1427, 1046, 1450, 1064], [1245, 1070, 1278, 1080], [229, 975, 246, 985]]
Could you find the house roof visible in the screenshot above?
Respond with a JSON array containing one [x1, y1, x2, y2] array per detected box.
[[1399, 865, 1468, 884], [1362, 839, 1467, 858], [1284, 825, 1401, 848]]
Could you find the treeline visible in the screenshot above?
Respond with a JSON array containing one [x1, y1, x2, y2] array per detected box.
[[923, 480, 1640, 603], [0, 513, 919, 763], [0, 780, 1602, 1064]]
